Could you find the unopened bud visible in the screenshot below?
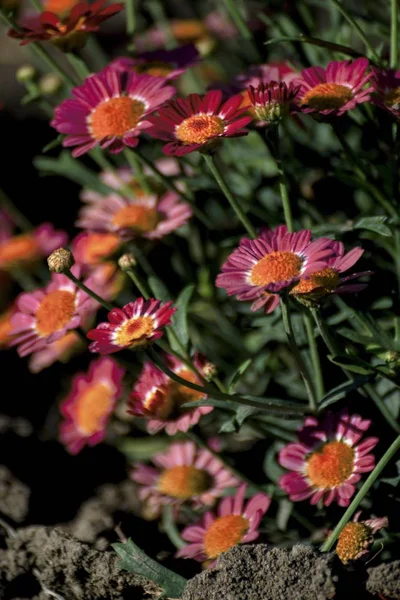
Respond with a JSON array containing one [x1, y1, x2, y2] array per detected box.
[[47, 248, 74, 273], [118, 253, 137, 271], [202, 360, 218, 381], [16, 65, 36, 83], [39, 73, 63, 96]]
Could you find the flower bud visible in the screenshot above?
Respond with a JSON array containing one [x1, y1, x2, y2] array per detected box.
[[16, 65, 36, 83], [39, 73, 63, 96], [118, 253, 137, 271], [47, 248, 74, 273]]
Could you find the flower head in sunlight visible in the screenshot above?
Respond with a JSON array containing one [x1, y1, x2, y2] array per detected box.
[[109, 44, 199, 80], [371, 67, 400, 119], [128, 353, 212, 435], [131, 440, 238, 515], [51, 69, 175, 156], [8, 0, 123, 50], [216, 225, 335, 312], [147, 90, 252, 156], [60, 357, 124, 454], [177, 484, 270, 563], [87, 297, 175, 354], [295, 58, 373, 116], [335, 512, 388, 564], [279, 411, 378, 507]]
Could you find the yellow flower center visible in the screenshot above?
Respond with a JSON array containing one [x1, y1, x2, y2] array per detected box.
[[171, 20, 208, 42], [204, 515, 249, 559], [36, 290, 76, 337], [80, 233, 121, 264], [114, 315, 154, 348], [290, 267, 340, 296], [301, 83, 353, 110], [336, 522, 372, 564], [250, 251, 302, 287], [306, 441, 355, 489], [112, 205, 159, 232], [42, 0, 79, 15], [76, 382, 114, 435], [135, 61, 174, 78], [157, 465, 212, 499], [175, 114, 225, 145], [385, 86, 400, 108], [143, 368, 204, 419], [0, 235, 39, 269], [90, 97, 145, 140]]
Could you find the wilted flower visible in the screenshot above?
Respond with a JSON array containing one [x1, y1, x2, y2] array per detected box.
[[335, 512, 388, 564], [279, 411, 378, 507]]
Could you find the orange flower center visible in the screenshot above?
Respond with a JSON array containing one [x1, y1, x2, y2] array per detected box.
[[290, 267, 340, 296], [336, 522, 371, 564], [76, 382, 114, 435], [80, 233, 121, 264], [0, 235, 39, 269], [250, 251, 302, 287], [175, 114, 225, 145], [301, 83, 353, 110], [36, 290, 76, 337], [135, 61, 174, 78], [0, 309, 14, 347], [42, 0, 79, 15], [204, 515, 249, 559], [157, 465, 211, 499], [114, 315, 154, 348], [90, 97, 146, 140], [171, 20, 208, 42], [306, 441, 355, 489], [143, 368, 204, 419], [112, 204, 159, 232], [385, 86, 400, 108]]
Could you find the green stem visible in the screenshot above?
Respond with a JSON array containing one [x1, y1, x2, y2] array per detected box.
[[66, 53, 91, 81], [162, 506, 186, 550], [303, 312, 325, 400], [65, 269, 114, 311], [89, 149, 134, 198], [264, 34, 365, 59], [280, 298, 318, 411], [321, 434, 400, 552], [311, 307, 339, 356], [30, 43, 78, 88], [221, 0, 256, 45], [391, 0, 398, 68], [124, 150, 152, 195], [125, 268, 150, 299], [203, 154, 257, 238], [330, 0, 381, 64], [0, 189, 33, 231], [269, 127, 294, 232], [364, 383, 400, 434], [125, 0, 136, 38], [29, 0, 42, 11]]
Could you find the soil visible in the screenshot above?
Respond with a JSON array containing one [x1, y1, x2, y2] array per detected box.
[[0, 467, 30, 524], [367, 560, 400, 599]]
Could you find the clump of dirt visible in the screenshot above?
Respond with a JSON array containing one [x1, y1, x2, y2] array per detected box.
[[0, 466, 30, 523], [367, 560, 400, 599], [182, 544, 350, 600], [0, 526, 160, 599]]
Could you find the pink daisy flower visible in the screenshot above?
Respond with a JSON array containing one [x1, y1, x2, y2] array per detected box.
[[51, 69, 175, 157], [87, 297, 175, 354], [247, 81, 300, 126], [371, 67, 400, 119], [290, 241, 371, 300], [9, 265, 99, 357], [0, 215, 67, 272], [28, 331, 83, 373], [71, 231, 121, 265], [60, 357, 124, 454], [335, 511, 389, 564], [128, 353, 213, 435], [131, 441, 239, 515], [147, 90, 252, 156], [76, 189, 192, 241], [295, 58, 373, 116], [279, 411, 378, 507], [216, 225, 335, 312], [109, 44, 199, 80], [177, 484, 271, 563]]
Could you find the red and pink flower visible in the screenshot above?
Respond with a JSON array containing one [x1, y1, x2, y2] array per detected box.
[[335, 511, 389, 563], [131, 441, 238, 514], [128, 353, 212, 435], [177, 484, 271, 562], [371, 67, 400, 119], [109, 44, 199, 80], [295, 58, 373, 116], [216, 225, 335, 313], [51, 69, 175, 157], [87, 297, 175, 354], [247, 81, 300, 125], [77, 189, 192, 241], [279, 411, 378, 507], [60, 357, 124, 454], [147, 90, 252, 156]]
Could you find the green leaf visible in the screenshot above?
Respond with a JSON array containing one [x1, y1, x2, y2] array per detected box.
[[170, 284, 194, 352], [219, 405, 259, 433], [329, 355, 375, 375], [112, 539, 187, 599], [34, 151, 111, 194], [42, 135, 64, 153], [148, 275, 170, 301], [337, 327, 374, 345], [263, 443, 285, 484], [277, 498, 293, 531], [228, 359, 253, 393], [116, 437, 170, 461], [353, 216, 392, 237], [319, 375, 371, 410]]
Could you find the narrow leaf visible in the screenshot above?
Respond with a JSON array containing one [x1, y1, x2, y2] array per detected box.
[[171, 284, 194, 351], [329, 355, 375, 375], [354, 216, 392, 237], [228, 358, 252, 393], [319, 375, 371, 409], [42, 135, 64, 153]]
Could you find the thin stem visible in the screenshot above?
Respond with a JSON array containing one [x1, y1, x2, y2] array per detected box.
[[125, 268, 150, 299], [30, 43, 78, 87], [125, 0, 136, 38], [124, 150, 152, 195], [280, 298, 318, 411], [29, 0, 42, 10], [269, 127, 294, 232], [66, 53, 91, 81], [391, 0, 398, 68], [203, 154, 257, 238], [0, 189, 33, 231], [364, 383, 400, 434], [221, 0, 254, 41], [303, 312, 325, 400], [321, 434, 400, 552], [162, 506, 186, 550], [65, 269, 114, 311], [311, 307, 339, 356], [330, 0, 381, 64]]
